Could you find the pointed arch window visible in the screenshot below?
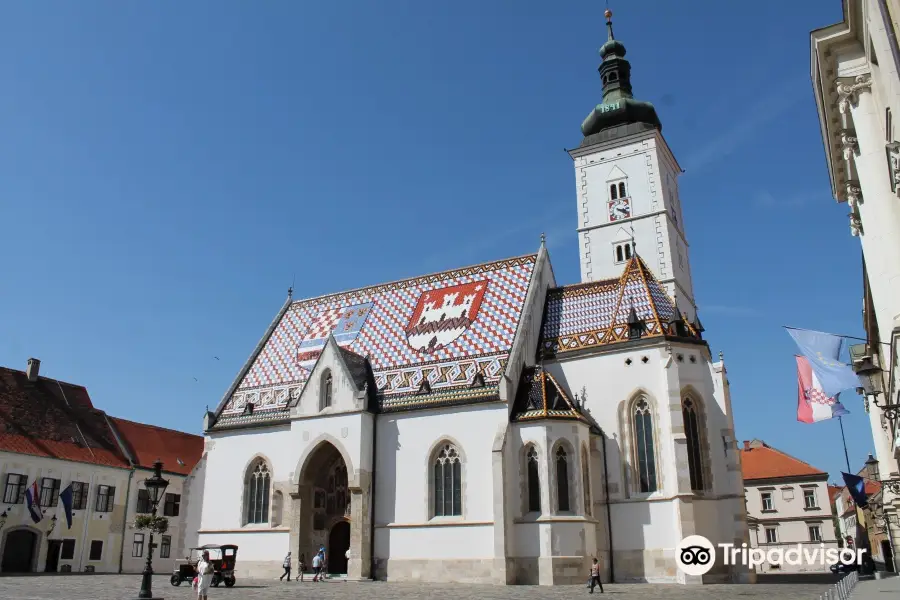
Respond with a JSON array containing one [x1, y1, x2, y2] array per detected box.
[[527, 446, 541, 513], [618, 181, 627, 198], [432, 443, 462, 517], [633, 398, 658, 493], [556, 446, 570, 512], [610, 184, 618, 200], [582, 446, 592, 516], [321, 370, 333, 410], [245, 460, 271, 524], [683, 397, 705, 491]]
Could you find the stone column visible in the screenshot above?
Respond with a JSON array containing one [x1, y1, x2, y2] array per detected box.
[[490, 426, 512, 584], [289, 484, 312, 564], [347, 470, 372, 581]]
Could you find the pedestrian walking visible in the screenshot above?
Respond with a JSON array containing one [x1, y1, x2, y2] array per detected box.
[[311, 551, 323, 582], [195, 551, 214, 600], [588, 558, 604, 594], [296, 553, 306, 582], [280, 552, 292, 581]]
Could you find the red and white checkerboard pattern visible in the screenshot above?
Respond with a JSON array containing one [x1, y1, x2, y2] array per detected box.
[[234, 256, 535, 397], [806, 387, 832, 405]]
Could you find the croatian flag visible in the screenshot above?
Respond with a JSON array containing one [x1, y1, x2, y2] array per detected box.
[[24, 480, 43, 524], [796, 355, 850, 423]]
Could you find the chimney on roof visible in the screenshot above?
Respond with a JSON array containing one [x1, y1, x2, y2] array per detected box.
[[26, 358, 41, 382], [743, 440, 750, 451]]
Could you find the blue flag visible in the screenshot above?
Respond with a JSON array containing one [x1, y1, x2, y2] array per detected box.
[[786, 328, 861, 397], [59, 484, 74, 529], [842, 472, 868, 509]]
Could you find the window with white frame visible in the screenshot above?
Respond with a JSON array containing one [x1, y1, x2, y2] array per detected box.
[[432, 442, 462, 517], [526, 445, 541, 513], [765, 527, 778, 544], [804, 488, 818, 509], [245, 459, 271, 524], [609, 181, 627, 200], [808, 525, 822, 542], [555, 446, 571, 512], [132, 533, 145, 558], [761, 491, 774, 512]]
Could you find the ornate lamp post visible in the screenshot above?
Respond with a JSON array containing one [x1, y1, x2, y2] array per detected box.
[[855, 357, 900, 423], [133, 460, 169, 600]]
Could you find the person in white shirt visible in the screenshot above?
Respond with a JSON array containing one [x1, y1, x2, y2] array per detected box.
[[280, 552, 292, 581], [195, 551, 214, 600], [311, 552, 323, 582]]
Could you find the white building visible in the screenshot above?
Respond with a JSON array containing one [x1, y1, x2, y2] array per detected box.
[[197, 12, 753, 586], [811, 0, 900, 566], [0, 359, 203, 574], [740, 440, 839, 573]]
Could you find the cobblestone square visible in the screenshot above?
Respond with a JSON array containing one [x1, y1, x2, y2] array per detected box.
[[0, 574, 834, 600]]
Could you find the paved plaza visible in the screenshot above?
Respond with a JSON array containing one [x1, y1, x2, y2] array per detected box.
[[0, 574, 837, 600]]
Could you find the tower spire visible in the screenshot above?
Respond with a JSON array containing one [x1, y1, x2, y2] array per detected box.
[[579, 9, 661, 139]]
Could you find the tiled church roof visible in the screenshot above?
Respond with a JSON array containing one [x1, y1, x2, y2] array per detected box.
[[213, 254, 538, 427], [540, 255, 698, 356], [511, 367, 601, 433]]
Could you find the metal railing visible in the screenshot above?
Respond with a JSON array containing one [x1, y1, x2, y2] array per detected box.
[[818, 571, 858, 600]]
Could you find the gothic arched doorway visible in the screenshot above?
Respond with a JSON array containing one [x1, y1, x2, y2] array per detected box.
[[1, 528, 39, 573], [328, 521, 350, 574], [296, 440, 351, 567]]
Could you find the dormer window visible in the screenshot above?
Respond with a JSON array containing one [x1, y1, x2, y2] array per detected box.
[[614, 242, 633, 264]]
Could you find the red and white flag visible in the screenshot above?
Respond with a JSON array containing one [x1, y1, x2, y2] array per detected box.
[[796, 355, 850, 423]]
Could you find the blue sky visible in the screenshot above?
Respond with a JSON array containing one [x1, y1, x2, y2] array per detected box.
[[0, 1, 869, 484]]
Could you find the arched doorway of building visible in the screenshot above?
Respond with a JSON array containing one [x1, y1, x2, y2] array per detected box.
[[1, 528, 39, 573], [328, 521, 350, 575], [297, 440, 351, 570]]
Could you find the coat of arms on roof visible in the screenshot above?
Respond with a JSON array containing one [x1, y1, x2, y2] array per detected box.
[[296, 302, 373, 369], [405, 281, 489, 353]]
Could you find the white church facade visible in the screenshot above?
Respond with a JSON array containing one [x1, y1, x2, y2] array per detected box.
[[195, 12, 753, 585]]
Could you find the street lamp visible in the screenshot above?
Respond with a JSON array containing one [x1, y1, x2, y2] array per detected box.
[[46, 514, 57, 537], [863, 454, 900, 497], [0, 509, 7, 530], [133, 459, 169, 600], [855, 357, 900, 422]]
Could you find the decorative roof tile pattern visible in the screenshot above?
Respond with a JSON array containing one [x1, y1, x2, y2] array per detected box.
[[541, 255, 694, 356], [740, 440, 827, 481], [0, 367, 130, 468], [217, 255, 537, 423], [511, 367, 600, 432], [109, 417, 204, 476]]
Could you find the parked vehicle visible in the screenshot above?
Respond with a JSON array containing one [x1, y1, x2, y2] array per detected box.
[[170, 544, 238, 587]]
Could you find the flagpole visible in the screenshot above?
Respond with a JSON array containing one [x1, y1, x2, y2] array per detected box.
[[838, 416, 852, 473]]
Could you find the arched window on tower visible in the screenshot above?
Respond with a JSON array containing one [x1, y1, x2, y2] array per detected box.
[[527, 446, 541, 513], [618, 181, 627, 198], [555, 446, 571, 512], [609, 184, 618, 200], [582, 445, 592, 516], [624, 243, 632, 260], [245, 459, 271, 524], [320, 370, 333, 410], [683, 397, 706, 491], [633, 398, 658, 493], [616, 245, 624, 263], [432, 442, 462, 517]]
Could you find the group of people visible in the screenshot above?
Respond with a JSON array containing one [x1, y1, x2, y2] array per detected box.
[[281, 547, 348, 582]]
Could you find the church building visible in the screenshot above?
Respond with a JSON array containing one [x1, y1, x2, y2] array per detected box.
[[195, 12, 753, 585]]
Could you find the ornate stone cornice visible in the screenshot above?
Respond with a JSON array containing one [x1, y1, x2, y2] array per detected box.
[[840, 129, 859, 160], [837, 75, 874, 114]]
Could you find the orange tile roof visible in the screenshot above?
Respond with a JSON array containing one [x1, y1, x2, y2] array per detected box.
[[740, 440, 826, 481], [828, 484, 843, 503], [0, 367, 130, 468], [109, 417, 203, 476]]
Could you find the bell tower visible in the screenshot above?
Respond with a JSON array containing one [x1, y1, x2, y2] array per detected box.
[[568, 10, 697, 320]]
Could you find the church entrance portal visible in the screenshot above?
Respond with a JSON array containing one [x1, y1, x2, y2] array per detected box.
[[1, 528, 39, 573], [296, 441, 351, 572], [328, 521, 350, 575]]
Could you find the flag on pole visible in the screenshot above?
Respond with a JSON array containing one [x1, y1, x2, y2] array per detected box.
[[796, 355, 850, 423], [24, 480, 43, 524], [785, 328, 861, 397], [59, 484, 74, 529], [842, 472, 869, 509]]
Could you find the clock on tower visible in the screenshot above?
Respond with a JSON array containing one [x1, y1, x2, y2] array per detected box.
[[607, 197, 631, 221]]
